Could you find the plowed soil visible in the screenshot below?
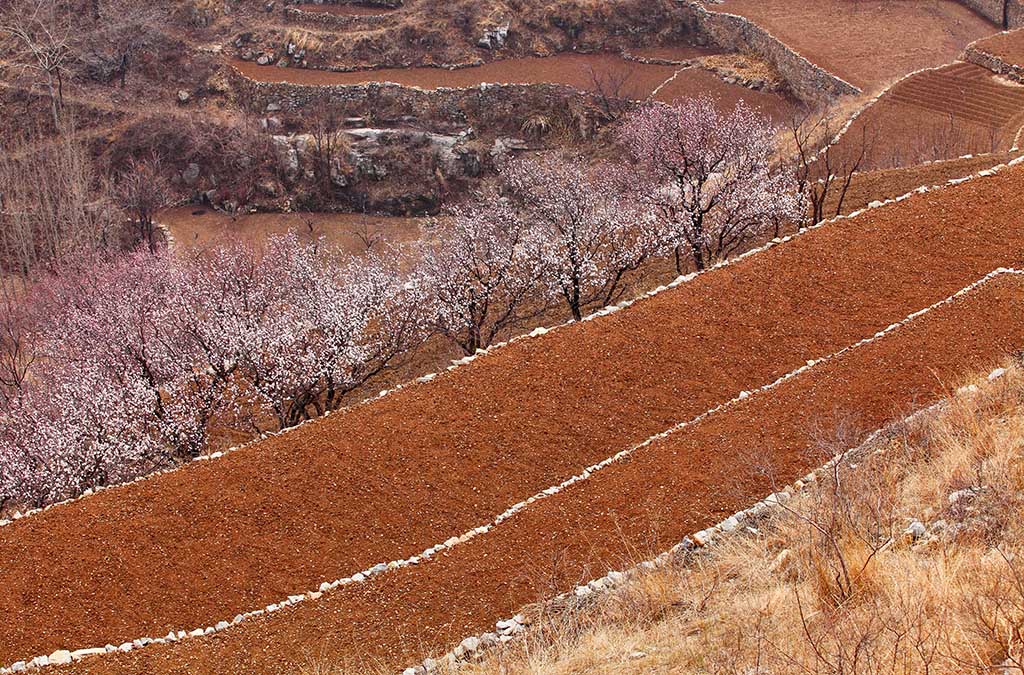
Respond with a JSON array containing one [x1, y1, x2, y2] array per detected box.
[[4, 166, 1024, 673], [60, 271, 1024, 675], [971, 27, 1024, 67], [824, 151, 1020, 215], [229, 54, 798, 121], [714, 0, 996, 90], [834, 62, 1024, 169], [158, 207, 424, 253]]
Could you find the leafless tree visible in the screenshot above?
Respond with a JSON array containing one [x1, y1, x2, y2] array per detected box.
[[0, 130, 115, 276], [790, 108, 874, 226], [0, 281, 35, 405], [114, 154, 172, 253], [310, 104, 349, 199], [78, 0, 161, 87], [587, 63, 638, 122], [0, 0, 74, 129], [347, 218, 383, 253]]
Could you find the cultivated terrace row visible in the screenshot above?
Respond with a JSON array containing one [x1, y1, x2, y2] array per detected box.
[[3, 166, 1024, 672]]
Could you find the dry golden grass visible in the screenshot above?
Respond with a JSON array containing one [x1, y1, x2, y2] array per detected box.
[[304, 362, 1024, 675], [699, 53, 784, 90], [284, 29, 326, 55]]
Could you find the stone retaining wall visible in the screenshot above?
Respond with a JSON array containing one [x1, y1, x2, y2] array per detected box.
[[955, 0, 1024, 28], [283, 6, 394, 29], [964, 43, 1024, 81], [677, 1, 860, 104], [230, 66, 606, 132], [957, 0, 1008, 25]]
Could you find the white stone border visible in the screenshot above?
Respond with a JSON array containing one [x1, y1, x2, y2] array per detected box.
[[4, 267, 1020, 674], [4, 144, 1022, 535], [401, 358, 1014, 674]]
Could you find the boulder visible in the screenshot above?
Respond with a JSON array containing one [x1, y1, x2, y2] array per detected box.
[[477, 23, 510, 49], [182, 162, 200, 186]]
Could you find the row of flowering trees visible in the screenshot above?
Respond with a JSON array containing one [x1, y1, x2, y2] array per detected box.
[[0, 241, 427, 508], [0, 97, 801, 509], [421, 97, 801, 352]]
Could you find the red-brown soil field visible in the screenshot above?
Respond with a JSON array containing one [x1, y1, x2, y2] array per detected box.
[[229, 53, 798, 121], [158, 207, 424, 253], [714, 0, 996, 90], [972, 26, 1024, 66], [825, 150, 1021, 214], [4, 165, 1024, 673], [835, 62, 1024, 168]]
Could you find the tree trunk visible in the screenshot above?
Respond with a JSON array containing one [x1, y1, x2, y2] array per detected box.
[[689, 241, 705, 271]]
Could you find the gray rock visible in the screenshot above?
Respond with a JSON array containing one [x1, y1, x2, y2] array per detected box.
[[182, 162, 200, 186], [948, 488, 980, 506], [906, 520, 927, 540], [177, 90, 191, 104], [256, 54, 273, 66], [477, 23, 510, 49]]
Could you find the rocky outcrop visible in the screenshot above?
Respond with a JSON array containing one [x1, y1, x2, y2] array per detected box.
[[477, 23, 510, 50]]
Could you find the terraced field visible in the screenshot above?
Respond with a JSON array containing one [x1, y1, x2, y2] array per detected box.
[[888, 62, 1024, 127], [230, 52, 797, 121], [713, 0, 996, 90], [3, 162, 1024, 674], [835, 62, 1024, 168]]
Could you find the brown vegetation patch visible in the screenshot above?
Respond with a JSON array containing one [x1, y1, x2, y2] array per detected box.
[[294, 3, 392, 16]]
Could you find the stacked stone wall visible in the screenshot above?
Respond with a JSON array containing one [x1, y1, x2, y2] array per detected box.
[[953, 0, 1024, 28], [677, 1, 859, 104]]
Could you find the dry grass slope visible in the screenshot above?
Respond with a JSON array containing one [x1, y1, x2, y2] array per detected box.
[[312, 363, 1024, 674]]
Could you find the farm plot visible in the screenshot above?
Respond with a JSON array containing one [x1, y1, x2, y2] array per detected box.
[[835, 62, 1024, 169], [51, 268, 1024, 675], [229, 53, 799, 121], [713, 0, 996, 91], [971, 26, 1024, 68], [823, 150, 1022, 215], [157, 207, 424, 254], [3, 164, 1024, 672]]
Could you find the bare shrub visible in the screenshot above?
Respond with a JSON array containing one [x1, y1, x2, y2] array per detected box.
[[113, 154, 172, 252], [0, 129, 117, 276]]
